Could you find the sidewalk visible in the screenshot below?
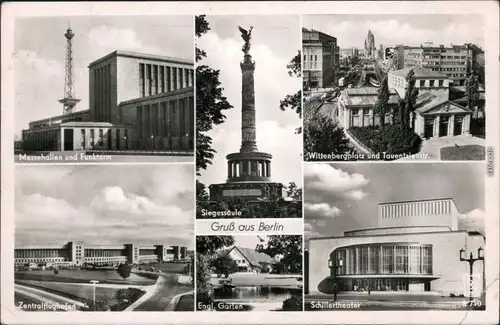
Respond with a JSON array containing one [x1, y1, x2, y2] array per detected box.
[[164, 291, 194, 311], [123, 276, 163, 311]]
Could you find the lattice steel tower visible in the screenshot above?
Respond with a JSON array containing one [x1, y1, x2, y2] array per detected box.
[[58, 27, 80, 115]]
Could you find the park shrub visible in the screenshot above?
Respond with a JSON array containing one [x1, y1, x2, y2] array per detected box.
[[470, 118, 485, 139], [351, 124, 422, 158], [114, 288, 145, 311], [282, 294, 303, 311]]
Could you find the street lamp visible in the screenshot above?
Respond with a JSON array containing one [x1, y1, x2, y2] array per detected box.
[[459, 247, 484, 301], [90, 280, 99, 310], [328, 257, 344, 301]]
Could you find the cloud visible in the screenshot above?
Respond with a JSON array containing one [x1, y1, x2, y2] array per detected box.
[[87, 25, 163, 56], [304, 222, 324, 240], [15, 166, 194, 247], [304, 203, 341, 241], [459, 209, 485, 233], [304, 164, 369, 200], [304, 203, 341, 218], [14, 50, 67, 136], [305, 16, 484, 49]]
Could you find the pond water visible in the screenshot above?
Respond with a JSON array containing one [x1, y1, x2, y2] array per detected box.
[[212, 286, 301, 301]]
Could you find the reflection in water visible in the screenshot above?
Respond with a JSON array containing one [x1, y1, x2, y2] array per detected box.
[[213, 286, 301, 300]]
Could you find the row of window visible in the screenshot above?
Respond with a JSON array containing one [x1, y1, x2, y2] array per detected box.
[[93, 64, 112, 123], [139, 63, 194, 98], [15, 249, 67, 258], [335, 244, 433, 275], [80, 128, 129, 149], [15, 258, 66, 263], [380, 200, 451, 219], [136, 97, 194, 139]]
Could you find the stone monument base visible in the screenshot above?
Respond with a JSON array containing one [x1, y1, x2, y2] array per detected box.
[[209, 181, 283, 201]]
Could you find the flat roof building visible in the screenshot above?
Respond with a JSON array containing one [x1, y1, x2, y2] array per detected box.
[[306, 198, 485, 297], [15, 242, 188, 267], [21, 47, 195, 153], [302, 28, 340, 88], [393, 44, 483, 86]]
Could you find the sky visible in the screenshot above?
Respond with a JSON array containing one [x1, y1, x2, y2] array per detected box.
[[13, 15, 194, 137], [196, 15, 302, 187], [304, 163, 485, 241], [15, 165, 194, 248], [303, 14, 484, 49]]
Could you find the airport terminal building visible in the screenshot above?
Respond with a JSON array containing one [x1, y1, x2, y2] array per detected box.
[[15, 242, 188, 267], [307, 198, 485, 297], [21, 50, 194, 152]]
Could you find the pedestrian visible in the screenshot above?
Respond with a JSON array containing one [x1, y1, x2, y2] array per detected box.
[[333, 283, 338, 302], [368, 286, 371, 295]]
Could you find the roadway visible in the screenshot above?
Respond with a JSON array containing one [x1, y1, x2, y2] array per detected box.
[[309, 97, 366, 156], [132, 273, 193, 311]]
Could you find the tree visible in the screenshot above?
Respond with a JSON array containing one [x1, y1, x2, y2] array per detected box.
[[402, 69, 419, 130], [196, 253, 213, 308], [304, 112, 354, 160], [196, 235, 235, 309], [196, 236, 235, 256], [195, 15, 233, 175], [286, 182, 302, 201], [211, 254, 238, 278], [373, 75, 390, 127], [280, 50, 302, 134], [117, 263, 132, 280], [256, 235, 302, 274], [466, 72, 480, 118]]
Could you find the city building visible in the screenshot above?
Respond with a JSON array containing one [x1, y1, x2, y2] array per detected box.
[[14, 241, 188, 267], [364, 30, 376, 59], [340, 48, 359, 66], [307, 198, 485, 296], [388, 67, 473, 138], [20, 28, 194, 153], [302, 28, 340, 88], [224, 246, 275, 273], [337, 87, 401, 129], [393, 43, 482, 86]]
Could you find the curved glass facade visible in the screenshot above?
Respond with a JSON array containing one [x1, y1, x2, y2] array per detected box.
[[334, 243, 433, 275]]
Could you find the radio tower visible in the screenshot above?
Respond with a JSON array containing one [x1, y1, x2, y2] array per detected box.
[[58, 26, 80, 115]]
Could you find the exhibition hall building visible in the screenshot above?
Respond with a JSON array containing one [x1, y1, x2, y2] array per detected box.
[[21, 47, 194, 152]]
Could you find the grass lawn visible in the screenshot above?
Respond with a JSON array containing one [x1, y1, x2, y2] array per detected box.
[[138, 262, 187, 274], [16, 280, 136, 307], [441, 145, 485, 160], [15, 269, 155, 285], [212, 273, 302, 288], [175, 293, 194, 311]]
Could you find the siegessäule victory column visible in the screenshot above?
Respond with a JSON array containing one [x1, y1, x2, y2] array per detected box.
[[208, 26, 284, 202]]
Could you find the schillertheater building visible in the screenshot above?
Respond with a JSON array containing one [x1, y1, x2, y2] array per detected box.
[[14, 241, 188, 267], [21, 46, 194, 152], [307, 198, 485, 296]]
